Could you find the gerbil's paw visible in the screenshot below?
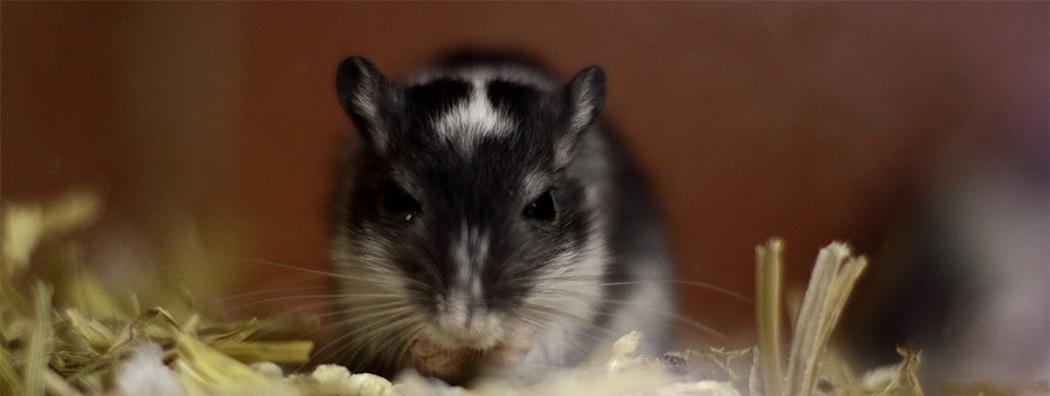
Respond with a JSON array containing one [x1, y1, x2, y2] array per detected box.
[[409, 336, 466, 375], [408, 324, 537, 377], [489, 325, 536, 368]]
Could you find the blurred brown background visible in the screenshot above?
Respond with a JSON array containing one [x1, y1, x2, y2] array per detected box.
[[3, 2, 1047, 384]]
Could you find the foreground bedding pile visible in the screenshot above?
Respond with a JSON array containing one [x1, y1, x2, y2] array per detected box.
[[3, 193, 929, 396]]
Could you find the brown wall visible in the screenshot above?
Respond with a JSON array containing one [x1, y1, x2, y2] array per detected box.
[[3, 3, 1046, 348]]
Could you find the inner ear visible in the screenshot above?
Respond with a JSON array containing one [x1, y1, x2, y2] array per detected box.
[[336, 56, 401, 154], [556, 66, 606, 165]]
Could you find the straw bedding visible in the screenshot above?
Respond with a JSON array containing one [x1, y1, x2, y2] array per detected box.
[[2, 192, 937, 396]]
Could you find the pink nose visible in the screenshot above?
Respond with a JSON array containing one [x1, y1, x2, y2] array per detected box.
[[437, 294, 497, 346], [436, 317, 489, 345]]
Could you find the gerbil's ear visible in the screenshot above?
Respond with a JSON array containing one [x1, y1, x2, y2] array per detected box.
[[557, 66, 606, 165], [336, 56, 401, 154]]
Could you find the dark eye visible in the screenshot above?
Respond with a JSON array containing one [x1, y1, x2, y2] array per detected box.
[[522, 190, 555, 220], [383, 185, 421, 218]]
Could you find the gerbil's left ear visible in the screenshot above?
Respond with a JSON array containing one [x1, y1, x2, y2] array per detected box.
[[557, 66, 606, 165]]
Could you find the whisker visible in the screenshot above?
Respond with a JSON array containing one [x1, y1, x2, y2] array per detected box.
[[525, 274, 750, 303], [312, 306, 418, 351], [232, 257, 341, 276], [240, 299, 417, 343], [602, 300, 725, 341], [318, 312, 421, 371], [520, 286, 727, 341], [232, 257, 411, 284], [321, 306, 419, 326], [320, 300, 412, 315], [308, 318, 400, 371], [217, 293, 346, 314], [205, 285, 330, 307]]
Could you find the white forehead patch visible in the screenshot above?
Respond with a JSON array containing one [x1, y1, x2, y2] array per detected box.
[[434, 80, 515, 153]]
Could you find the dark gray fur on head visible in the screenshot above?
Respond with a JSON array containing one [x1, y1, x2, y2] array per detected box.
[[323, 53, 675, 384]]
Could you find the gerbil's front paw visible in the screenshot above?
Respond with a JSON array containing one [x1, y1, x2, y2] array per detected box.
[[408, 336, 466, 375], [489, 325, 536, 368], [407, 324, 536, 378]]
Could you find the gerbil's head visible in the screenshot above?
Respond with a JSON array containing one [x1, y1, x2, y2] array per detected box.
[[325, 55, 608, 382]]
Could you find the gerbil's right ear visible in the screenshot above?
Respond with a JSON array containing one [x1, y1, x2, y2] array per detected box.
[[336, 56, 401, 154]]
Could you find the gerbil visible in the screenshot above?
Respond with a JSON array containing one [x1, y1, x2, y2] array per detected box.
[[322, 53, 675, 384]]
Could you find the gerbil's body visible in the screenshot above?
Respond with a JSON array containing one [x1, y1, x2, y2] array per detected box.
[[324, 53, 675, 383]]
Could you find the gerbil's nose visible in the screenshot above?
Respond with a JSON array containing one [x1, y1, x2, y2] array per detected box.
[[442, 293, 479, 333], [438, 291, 497, 347]]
